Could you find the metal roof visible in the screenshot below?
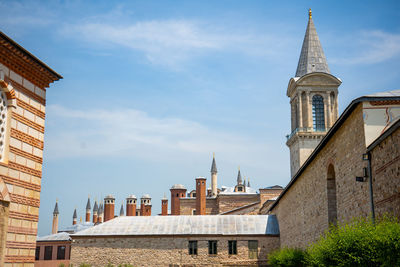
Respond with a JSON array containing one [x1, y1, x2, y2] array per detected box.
[[37, 232, 71, 242], [62, 222, 94, 233], [72, 215, 279, 237], [171, 184, 186, 189]]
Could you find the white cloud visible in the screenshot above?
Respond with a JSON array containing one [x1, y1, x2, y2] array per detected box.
[[331, 30, 400, 65], [60, 15, 291, 69], [45, 105, 272, 167]]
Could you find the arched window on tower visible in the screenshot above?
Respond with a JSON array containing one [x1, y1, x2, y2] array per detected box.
[[312, 95, 325, 131]]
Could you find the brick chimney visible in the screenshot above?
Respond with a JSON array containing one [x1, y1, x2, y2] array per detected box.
[[140, 194, 151, 216], [170, 184, 186, 215], [85, 197, 91, 222], [104, 195, 115, 222], [196, 177, 206, 215], [161, 194, 168, 216], [52, 201, 59, 234], [126, 195, 137, 216]]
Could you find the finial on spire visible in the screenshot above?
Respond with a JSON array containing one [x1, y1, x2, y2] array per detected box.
[[238, 165, 240, 170], [213, 152, 215, 158], [309, 8, 312, 19]]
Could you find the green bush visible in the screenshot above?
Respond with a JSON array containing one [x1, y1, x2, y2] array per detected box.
[[269, 216, 400, 267], [268, 247, 308, 267], [79, 264, 91, 267]]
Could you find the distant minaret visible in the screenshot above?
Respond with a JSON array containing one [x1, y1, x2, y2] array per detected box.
[[247, 178, 250, 187], [210, 153, 218, 197], [119, 203, 124, 216], [52, 200, 59, 234], [286, 9, 341, 177], [72, 208, 77, 225], [85, 197, 91, 222], [92, 200, 98, 223], [97, 202, 104, 223], [237, 167, 242, 185], [243, 178, 246, 188], [161, 194, 168, 216]]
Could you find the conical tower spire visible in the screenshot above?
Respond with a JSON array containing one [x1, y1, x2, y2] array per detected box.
[[237, 166, 242, 185], [119, 203, 124, 216], [211, 152, 217, 173], [73, 208, 77, 219], [295, 9, 330, 77], [53, 200, 59, 215]]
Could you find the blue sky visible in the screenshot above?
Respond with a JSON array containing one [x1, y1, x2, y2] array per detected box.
[[1, 0, 399, 236]]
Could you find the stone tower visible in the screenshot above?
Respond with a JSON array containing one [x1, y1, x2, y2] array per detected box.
[[52, 201, 59, 234], [73, 208, 77, 225], [210, 153, 218, 197], [286, 9, 341, 177], [85, 197, 91, 222], [92, 200, 98, 223]]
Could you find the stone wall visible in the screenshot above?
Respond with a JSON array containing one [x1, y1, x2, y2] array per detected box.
[[370, 125, 400, 218], [180, 198, 218, 215], [1, 62, 49, 267], [272, 104, 371, 248], [70, 235, 280, 267], [218, 195, 260, 214]]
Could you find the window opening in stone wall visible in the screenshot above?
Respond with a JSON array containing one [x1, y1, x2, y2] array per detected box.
[[327, 164, 338, 225], [312, 95, 325, 131], [57, 245, 66, 260], [188, 241, 197, 255], [248, 240, 258, 259], [0, 91, 7, 161], [0, 200, 9, 264], [35, 246, 40, 260], [228, 240, 237, 255], [44, 246, 52, 260], [208, 240, 217, 255]]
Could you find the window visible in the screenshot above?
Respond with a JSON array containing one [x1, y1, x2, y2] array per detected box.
[[312, 95, 325, 131], [228, 241, 237, 255], [35, 246, 40, 260], [237, 186, 243, 192], [57, 245, 66, 260], [44, 246, 52, 260], [192, 209, 196, 215], [208, 241, 217, 255], [248, 240, 258, 259], [188, 241, 197, 255]]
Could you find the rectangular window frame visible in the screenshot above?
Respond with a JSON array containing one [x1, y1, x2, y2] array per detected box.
[[35, 246, 40, 260], [208, 240, 217, 255], [44, 246, 53, 260], [248, 240, 258, 259], [188, 241, 197, 255], [57, 245, 66, 260], [228, 240, 237, 255]]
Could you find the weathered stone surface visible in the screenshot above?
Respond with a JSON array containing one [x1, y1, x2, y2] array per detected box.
[[70, 236, 280, 267]]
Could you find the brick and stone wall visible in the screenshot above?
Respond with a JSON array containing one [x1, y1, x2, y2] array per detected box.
[[370, 125, 400, 218], [70, 235, 280, 267], [180, 198, 218, 215], [218, 195, 260, 214], [271, 105, 371, 248]]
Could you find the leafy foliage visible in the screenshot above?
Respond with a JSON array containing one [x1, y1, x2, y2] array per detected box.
[[269, 216, 400, 267]]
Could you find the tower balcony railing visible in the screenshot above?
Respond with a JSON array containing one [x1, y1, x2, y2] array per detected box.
[[286, 127, 328, 140]]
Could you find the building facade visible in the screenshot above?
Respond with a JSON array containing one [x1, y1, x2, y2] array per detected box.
[[0, 31, 61, 267], [70, 215, 280, 267], [269, 91, 400, 248]]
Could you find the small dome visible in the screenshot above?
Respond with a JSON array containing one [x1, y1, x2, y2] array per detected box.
[[127, 195, 137, 199], [142, 194, 151, 199], [171, 184, 186, 189]]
